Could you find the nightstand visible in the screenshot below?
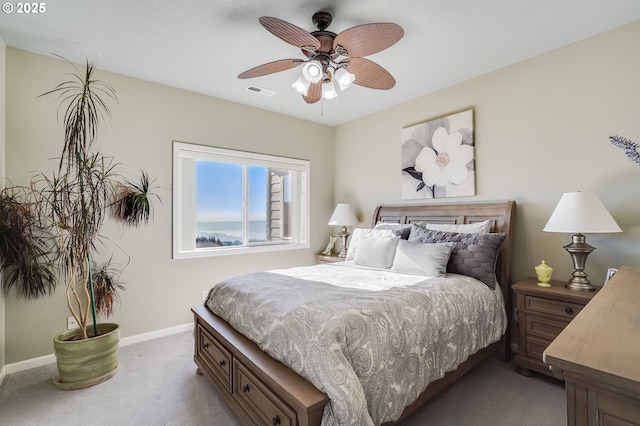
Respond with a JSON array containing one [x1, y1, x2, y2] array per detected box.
[[512, 277, 599, 378], [315, 254, 345, 264]]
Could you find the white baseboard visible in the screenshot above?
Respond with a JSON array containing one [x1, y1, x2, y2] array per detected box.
[[5, 353, 55, 375], [4, 322, 193, 376], [0, 365, 6, 387], [120, 322, 193, 347]]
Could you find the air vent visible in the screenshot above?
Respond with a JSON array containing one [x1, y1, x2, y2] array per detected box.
[[245, 85, 275, 97]]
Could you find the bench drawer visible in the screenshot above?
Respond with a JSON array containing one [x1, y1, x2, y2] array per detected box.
[[235, 359, 296, 426]]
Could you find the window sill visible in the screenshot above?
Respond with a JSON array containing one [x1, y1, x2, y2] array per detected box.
[[173, 242, 310, 259]]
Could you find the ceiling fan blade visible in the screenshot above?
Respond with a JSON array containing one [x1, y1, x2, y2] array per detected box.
[[238, 59, 300, 79], [341, 58, 396, 90], [334, 23, 404, 57], [259, 17, 321, 51], [303, 81, 322, 104]]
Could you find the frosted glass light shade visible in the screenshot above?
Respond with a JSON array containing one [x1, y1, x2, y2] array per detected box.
[[543, 191, 621, 234], [302, 61, 323, 83], [328, 204, 358, 226], [334, 67, 355, 91], [322, 79, 339, 100], [291, 75, 310, 95]]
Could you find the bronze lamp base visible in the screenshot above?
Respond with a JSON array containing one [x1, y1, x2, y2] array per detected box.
[[564, 233, 596, 291]]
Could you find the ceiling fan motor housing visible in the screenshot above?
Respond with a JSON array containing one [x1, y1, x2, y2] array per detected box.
[[312, 11, 332, 31]]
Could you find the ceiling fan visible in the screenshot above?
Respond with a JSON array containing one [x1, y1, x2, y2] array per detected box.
[[238, 12, 404, 104]]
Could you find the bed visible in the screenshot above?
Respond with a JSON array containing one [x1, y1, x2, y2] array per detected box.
[[192, 201, 516, 426]]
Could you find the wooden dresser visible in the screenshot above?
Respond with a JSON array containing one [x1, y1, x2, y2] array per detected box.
[[192, 306, 327, 426], [544, 266, 640, 426], [512, 278, 598, 377]]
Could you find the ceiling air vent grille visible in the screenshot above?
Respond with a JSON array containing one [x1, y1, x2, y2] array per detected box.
[[245, 85, 275, 97]]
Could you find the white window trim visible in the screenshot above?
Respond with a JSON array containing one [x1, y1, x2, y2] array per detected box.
[[172, 141, 310, 259]]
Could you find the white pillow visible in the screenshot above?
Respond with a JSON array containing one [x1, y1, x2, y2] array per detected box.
[[353, 236, 400, 269], [423, 219, 491, 234], [373, 222, 412, 239], [391, 240, 454, 277], [346, 228, 397, 261]]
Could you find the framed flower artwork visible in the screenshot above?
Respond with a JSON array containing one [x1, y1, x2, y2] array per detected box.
[[401, 109, 475, 199]]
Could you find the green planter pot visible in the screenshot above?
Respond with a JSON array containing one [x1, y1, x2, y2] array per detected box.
[[53, 323, 120, 390]]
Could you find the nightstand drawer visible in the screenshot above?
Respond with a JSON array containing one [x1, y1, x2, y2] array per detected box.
[[525, 295, 585, 320], [526, 314, 569, 341], [526, 335, 552, 362]]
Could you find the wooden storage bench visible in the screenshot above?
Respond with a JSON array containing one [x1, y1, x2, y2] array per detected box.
[[193, 305, 328, 426]]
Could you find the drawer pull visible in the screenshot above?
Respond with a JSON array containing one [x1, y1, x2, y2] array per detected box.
[[218, 360, 226, 367], [565, 307, 574, 315], [242, 384, 250, 393], [203, 342, 209, 349], [272, 415, 281, 425]]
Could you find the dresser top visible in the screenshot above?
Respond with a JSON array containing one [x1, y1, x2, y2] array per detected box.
[[544, 266, 640, 390]]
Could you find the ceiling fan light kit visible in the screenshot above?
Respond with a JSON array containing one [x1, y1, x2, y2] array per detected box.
[[322, 79, 339, 100], [301, 60, 323, 83], [291, 75, 310, 96], [238, 11, 404, 104], [334, 67, 355, 91]]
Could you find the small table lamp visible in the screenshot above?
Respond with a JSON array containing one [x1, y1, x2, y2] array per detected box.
[[543, 191, 622, 291], [328, 204, 359, 258]]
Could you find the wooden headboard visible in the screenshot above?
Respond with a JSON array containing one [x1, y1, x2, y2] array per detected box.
[[372, 201, 517, 360]]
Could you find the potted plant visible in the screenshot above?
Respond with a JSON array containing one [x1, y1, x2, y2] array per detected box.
[[0, 58, 158, 389]]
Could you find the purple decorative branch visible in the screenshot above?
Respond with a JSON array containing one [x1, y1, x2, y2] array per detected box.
[[609, 135, 640, 165]]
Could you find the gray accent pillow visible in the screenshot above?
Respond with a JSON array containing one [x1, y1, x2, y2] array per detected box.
[[391, 240, 454, 277], [353, 236, 400, 269], [408, 224, 506, 288]]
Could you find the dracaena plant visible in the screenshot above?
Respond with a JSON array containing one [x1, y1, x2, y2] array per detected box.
[[0, 58, 158, 339]]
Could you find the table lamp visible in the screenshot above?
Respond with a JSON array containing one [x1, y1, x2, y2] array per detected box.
[[543, 191, 622, 291], [328, 204, 359, 258]]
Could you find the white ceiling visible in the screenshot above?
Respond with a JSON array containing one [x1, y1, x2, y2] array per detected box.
[[1, 1, 639, 126]]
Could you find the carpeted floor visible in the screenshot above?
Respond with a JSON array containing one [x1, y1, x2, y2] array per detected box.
[[0, 331, 566, 425]]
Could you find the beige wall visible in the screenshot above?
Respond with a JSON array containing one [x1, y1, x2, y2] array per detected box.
[[0, 36, 6, 376], [4, 49, 335, 363], [334, 22, 640, 285], [3, 22, 639, 365]]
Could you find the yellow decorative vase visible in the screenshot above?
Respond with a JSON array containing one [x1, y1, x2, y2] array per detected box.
[[535, 260, 553, 287], [52, 323, 120, 390]]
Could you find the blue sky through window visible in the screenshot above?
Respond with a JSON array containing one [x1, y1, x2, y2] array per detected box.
[[195, 160, 267, 221]]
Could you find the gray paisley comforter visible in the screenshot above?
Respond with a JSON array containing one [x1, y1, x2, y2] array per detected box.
[[206, 265, 506, 426]]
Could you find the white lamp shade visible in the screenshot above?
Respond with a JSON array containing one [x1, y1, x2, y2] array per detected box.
[[543, 191, 622, 234], [334, 67, 355, 91], [322, 79, 339, 100], [328, 204, 359, 226], [291, 75, 310, 96], [302, 61, 323, 84]]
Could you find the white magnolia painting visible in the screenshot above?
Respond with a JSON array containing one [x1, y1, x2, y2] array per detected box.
[[401, 109, 475, 200]]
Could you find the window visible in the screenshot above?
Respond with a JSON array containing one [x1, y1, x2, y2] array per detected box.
[[173, 142, 310, 259]]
